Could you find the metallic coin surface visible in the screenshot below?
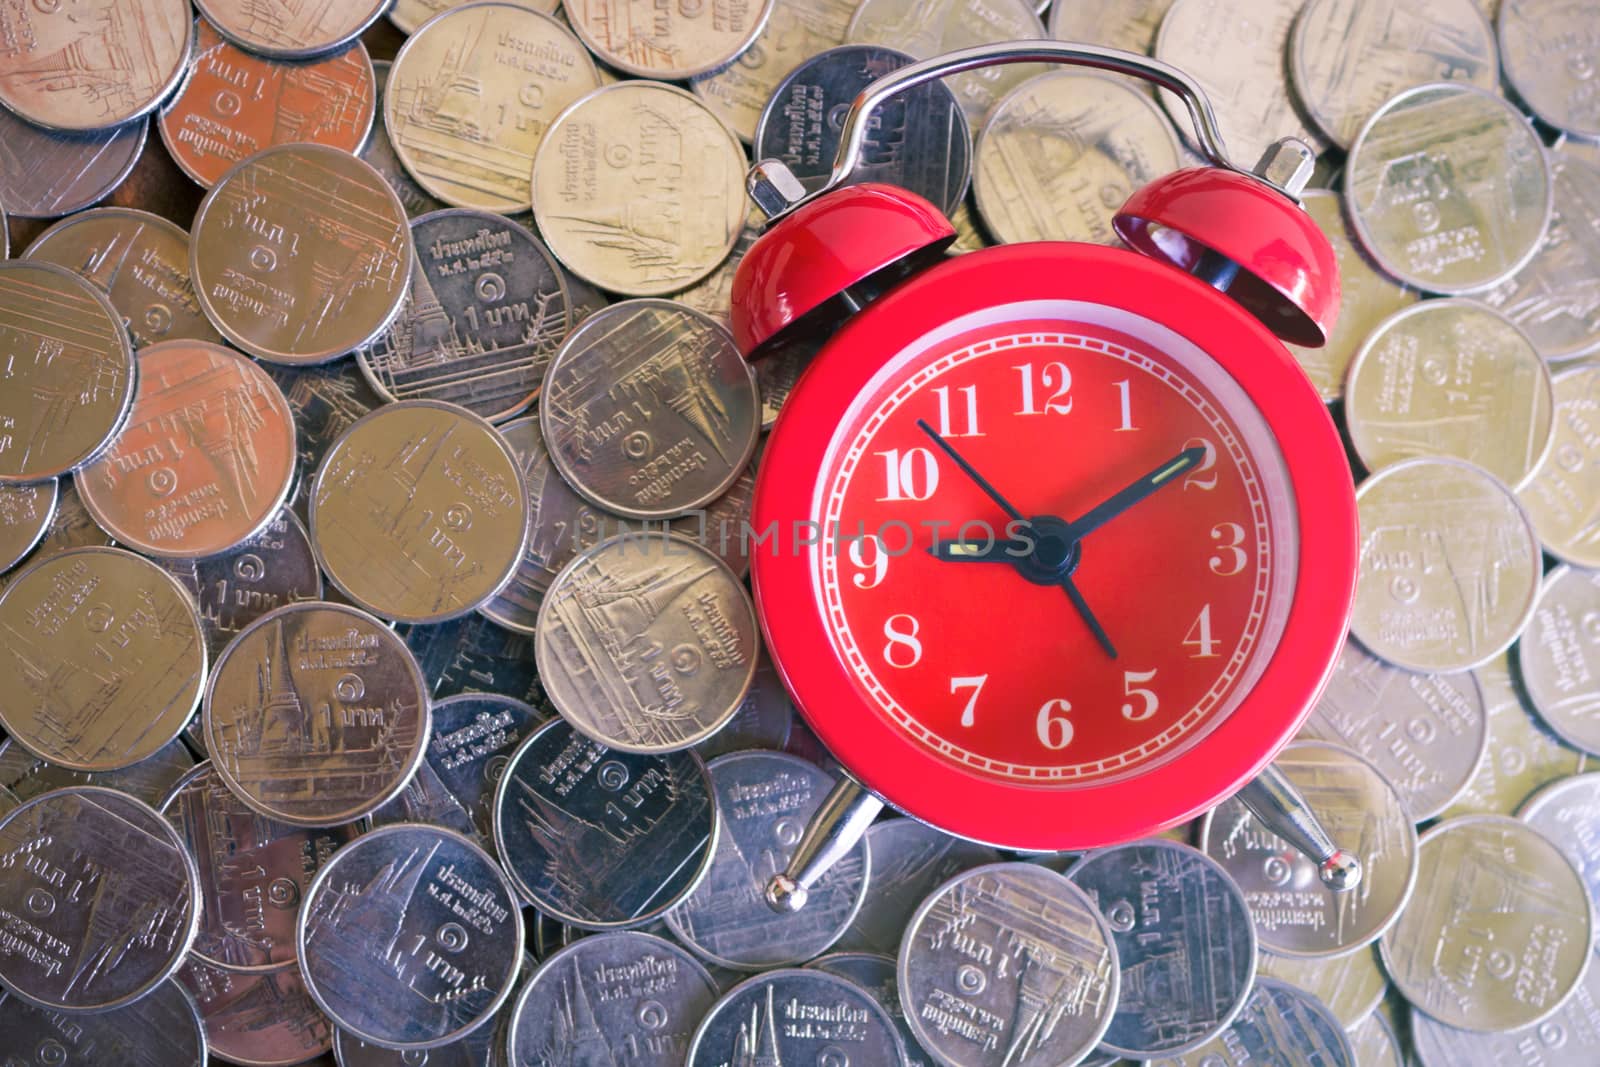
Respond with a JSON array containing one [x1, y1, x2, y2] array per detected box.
[[1291, 0, 1500, 149], [753, 45, 971, 217], [364, 62, 449, 221], [392, 0, 558, 32], [833, 818, 1002, 957], [0, 478, 113, 586], [532, 84, 747, 296], [337, 1022, 501, 1067], [754, 338, 820, 430], [1154, 0, 1329, 166], [564, 0, 774, 78], [1067, 840, 1255, 1056], [666, 751, 869, 970], [688, 968, 907, 1067], [1382, 814, 1594, 1031], [1346, 301, 1554, 489], [1286, 191, 1419, 403], [846, 0, 1045, 131], [0, 481, 55, 574], [179, 958, 333, 1067], [399, 613, 549, 708], [0, 261, 135, 482], [1347, 1010, 1403, 1067], [537, 534, 759, 752], [1202, 741, 1419, 957], [76, 340, 297, 559], [1521, 773, 1600, 950], [372, 692, 546, 846], [1521, 567, 1600, 755], [0, 786, 201, 1012], [1352, 457, 1542, 672], [1255, 945, 1387, 1029], [1345, 82, 1553, 295], [1498, 0, 1600, 139], [541, 300, 761, 519], [0, 733, 194, 810], [0, 0, 191, 132], [689, 0, 857, 142], [196, 0, 389, 59], [671, 208, 762, 328], [265, 359, 385, 484], [494, 717, 717, 927], [298, 824, 524, 1050], [1518, 364, 1600, 564], [508, 931, 720, 1064], [0, 547, 204, 771], [975, 70, 1180, 247], [672, 444, 761, 579], [203, 601, 430, 827], [1145, 977, 1355, 1067], [159, 24, 377, 190], [357, 210, 570, 423], [0, 110, 145, 220], [23, 208, 223, 348], [1049, 0, 1174, 52], [311, 399, 530, 623], [1300, 640, 1487, 820], [191, 143, 412, 365], [810, 952, 934, 1067], [386, 3, 600, 214], [162, 760, 360, 973], [899, 862, 1117, 1067], [0, 979, 206, 1067], [693, 651, 796, 761], [1413, 952, 1600, 1066]]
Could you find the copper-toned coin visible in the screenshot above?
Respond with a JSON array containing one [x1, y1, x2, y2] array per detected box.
[[195, 0, 390, 59], [565, 0, 774, 78], [159, 23, 377, 190], [0, 110, 146, 220], [0, 0, 192, 132], [203, 600, 431, 827], [0, 261, 135, 483], [190, 143, 413, 364], [178, 959, 335, 1067], [76, 340, 297, 559], [23, 207, 223, 348]]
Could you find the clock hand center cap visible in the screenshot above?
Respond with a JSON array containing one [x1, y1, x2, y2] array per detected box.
[[1016, 515, 1081, 585]]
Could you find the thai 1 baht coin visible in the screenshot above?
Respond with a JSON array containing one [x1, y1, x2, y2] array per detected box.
[[1412, 955, 1600, 1066], [178, 958, 334, 1067], [1518, 566, 1600, 754], [563, 0, 774, 78], [688, 968, 907, 1067], [1256, 945, 1387, 1028], [1145, 978, 1355, 1067], [195, 0, 390, 59], [391, 0, 558, 33], [363, 62, 449, 221], [0, 481, 56, 575], [399, 612, 547, 708], [831, 818, 1001, 956], [0, 735, 195, 810], [0, 109, 145, 220], [0, 980, 205, 1065], [0, 478, 113, 598], [1520, 772, 1600, 948], [265, 359, 384, 483], [809, 952, 935, 1067], [1497, 0, 1600, 140]]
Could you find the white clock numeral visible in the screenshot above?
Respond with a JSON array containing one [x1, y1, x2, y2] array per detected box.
[[1209, 523, 1247, 576], [933, 385, 983, 437], [1113, 379, 1137, 431], [848, 535, 889, 589], [1183, 437, 1219, 491], [1013, 362, 1073, 415], [1121, 669, 1159, 722], [876, 447, 940, 502], [882, 614, 923, 668], [1036, 698, 1074, 749], [1183, 604, 1220, 658], [950, 674, 988, 727]]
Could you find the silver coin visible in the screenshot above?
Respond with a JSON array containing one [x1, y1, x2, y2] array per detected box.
[[688, 967, 907, 1067], [1200, 741, 1419, 958], [264, 359, 385, 487], [0, 261, 135, 483], [1345, 300, 1554, 489], [1066, 839, 1255, 1057], [809, 952, 935, 1067], [1291, 0, 1500, 149], [178, 957, 334, 1067], [1345, 82, 1553, 295], [161, 760, 360, 973], [0, 978, 206, 1067], [1478, 140, 1600, 363], [1352, 457, 1542, 672], [0, 785, 201, 1012], [372, 692, 546, 847], [1145, 977, 1355, 1067], [1520, 567, 1600, 754], [1381, 814, 1594, 1031], [1519, 366, 1600, 569], [310, 399, 531, 624], [508, 930, 720, 1064], [670, 439, 761, 580], [1345, 1006, 1404, 1067], [1049, 0, 1174, 52], [0, 477, 114, 585], [298, 823, 524, 1049], [195, 0, 389, 60], [833, 818, 1002, 957], [1255, 945, 1388, 1029], [0, 733, 194, 809], [358, 210, 571, 423], [0, 110, 145, 220], [0, 480, 56, 574], [399, 613, 549, 708], [536, 534, 757, 752], [1497, 0, 1600, 139], [364, 62, 450, 221], [541, 300, 760, 520], [493, 716, 717, 928], [754, 337, 821, 430], [753, 45, 972, 217], [692, 650, 796, 761], [204, 600, 431, 827], [1521, 773, 1600, 950], [898, 861, 1117, 1067], [666, 751, 870, 970], [1300, 639, 1487, 820], [562, 0, 775, 79], [337, 1022, 500, 1067]]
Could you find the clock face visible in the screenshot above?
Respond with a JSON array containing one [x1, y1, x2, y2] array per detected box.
[[811, 301, 1299, 786]]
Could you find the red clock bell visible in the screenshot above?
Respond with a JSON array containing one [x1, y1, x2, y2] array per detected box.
[[730, 43, 1362, 911]]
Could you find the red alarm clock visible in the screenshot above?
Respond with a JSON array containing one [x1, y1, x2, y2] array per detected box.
[[729, 43, 1362, 911]]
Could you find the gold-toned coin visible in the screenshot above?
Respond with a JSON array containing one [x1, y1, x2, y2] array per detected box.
[[194, 0, 390, 59], [391, 0, 558, 34], [1518, 364, 1600, 568], [0, 481, 56, 575], [565, 0, 775, 78], [532, 83, 748, 296], [1048, 0, 1174, 54], [386, 2, 600, 215]]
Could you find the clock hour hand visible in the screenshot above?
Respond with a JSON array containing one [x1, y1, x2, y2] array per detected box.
[[1061, 574, 1117, 659], [928, 538, 1030, 562], [1066, 445, 1206, 540], [916, 419, 1024, 522]]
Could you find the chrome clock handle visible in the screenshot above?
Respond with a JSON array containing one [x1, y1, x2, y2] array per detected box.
[[1236, 764, 1364, 891]]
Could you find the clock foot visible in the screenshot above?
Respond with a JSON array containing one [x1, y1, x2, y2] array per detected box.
[[1236, 763, 1364, 893], [764, 776, 884, 914]]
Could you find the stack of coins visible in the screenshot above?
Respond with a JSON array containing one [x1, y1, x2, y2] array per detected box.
[[2, 2, 1599, 1065]]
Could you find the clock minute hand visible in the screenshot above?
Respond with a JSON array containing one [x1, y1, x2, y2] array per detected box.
[[916, 419, 1024, 522], [1065, 445, 1206, 540]]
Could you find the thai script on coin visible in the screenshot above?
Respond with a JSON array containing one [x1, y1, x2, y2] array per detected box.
[[195, 0, 390, 59], [809, 952, 934, 1067], [1412, 952, 1600, 1066], [391, 0, 558, 33], [1496, 0, 1600, 139], [0, 479, 113, 594], [364, 62, 450, 221], [1256, 945, 1388, 1028], [0, 109, 145, 220], [564, 0, 775, 78], [0, 979, 205, 1066], [833, 818, 1000, 956], [687, 967, 908, 1067], [1145, 977, 1355, 1067], [1518, 566, 1600, 755], [179, 957, 336, 1066], [0, 735, 194, 809], [0, 482, 55, 575], [1520, 772, 1600, 948]]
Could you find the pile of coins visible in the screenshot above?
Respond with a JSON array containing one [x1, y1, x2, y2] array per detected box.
[[2, 0, 1600, 1065]]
